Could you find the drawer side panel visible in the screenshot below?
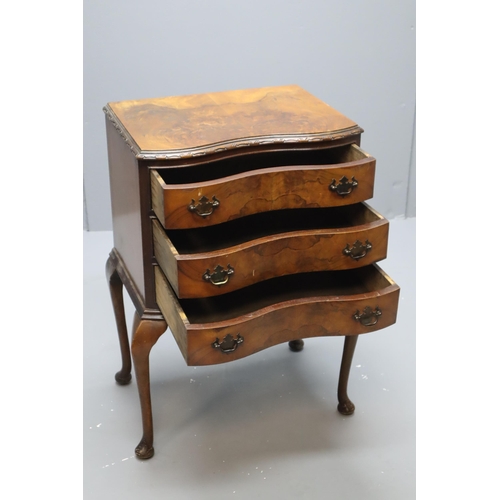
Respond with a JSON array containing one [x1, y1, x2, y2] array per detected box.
[[154, 266, 189, 361]]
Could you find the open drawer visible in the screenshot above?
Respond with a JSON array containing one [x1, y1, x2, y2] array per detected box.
[[153, 202, 389, 299], [155, 264, 400, 366], [150, 143, 376, 229]]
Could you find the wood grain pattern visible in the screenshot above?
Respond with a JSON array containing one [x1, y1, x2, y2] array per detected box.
[[153, 203, 389, 298], [150, 170, 167, 230], [105, 85, 400, 460], [154, 265, 399, 366], [152, 218, 181, 294], [151, 144, 375, 229], [154, 266, 189, 356], [106, 85, 362, 158]]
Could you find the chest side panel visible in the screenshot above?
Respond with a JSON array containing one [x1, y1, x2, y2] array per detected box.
[[105, 118, 146, 301]]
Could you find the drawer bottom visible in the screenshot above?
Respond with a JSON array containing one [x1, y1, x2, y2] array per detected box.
[[155, 265, 399, 366]]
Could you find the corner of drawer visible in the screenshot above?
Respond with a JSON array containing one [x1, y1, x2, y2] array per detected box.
[[150, 170, 167, 225]]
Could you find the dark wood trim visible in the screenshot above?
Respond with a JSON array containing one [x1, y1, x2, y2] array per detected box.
[[137, 162, 158, 309], [105, 253, 132, 385], [103, 105, 142, 156], [337, 335, 359, 415], [131, 312, 168, 459], [142, 137, 363, 169], [108, 248, 163, 321], [103, 104, 362, 161]]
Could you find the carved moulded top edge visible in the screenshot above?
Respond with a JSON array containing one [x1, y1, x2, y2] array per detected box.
[[103, 104, 363, 161], [103, 105, 142, 156]]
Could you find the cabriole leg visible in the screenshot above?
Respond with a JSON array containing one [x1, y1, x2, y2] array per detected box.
[[337, 335, 358, 415], [105, 254, 132, 385], [131, 312, 167, 459]]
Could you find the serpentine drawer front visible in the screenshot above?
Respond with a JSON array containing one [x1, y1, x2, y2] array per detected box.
[[103, 84, 400, 459], [150, 144, 376, 229], [152, 203, 389, 298], [154, 264, 399, 366]]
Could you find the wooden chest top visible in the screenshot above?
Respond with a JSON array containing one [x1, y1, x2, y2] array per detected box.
[[103, 85, 363, 160]]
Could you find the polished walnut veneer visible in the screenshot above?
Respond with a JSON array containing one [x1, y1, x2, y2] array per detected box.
[[104, 85, 399, 459]]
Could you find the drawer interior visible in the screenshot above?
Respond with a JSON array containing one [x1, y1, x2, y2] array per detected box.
[[165, 203, 381, 254], [154, 144, 367, 184], [178, 265, 393, 324]]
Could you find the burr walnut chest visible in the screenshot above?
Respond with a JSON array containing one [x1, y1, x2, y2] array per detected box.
[[103, 85, 400, 459]]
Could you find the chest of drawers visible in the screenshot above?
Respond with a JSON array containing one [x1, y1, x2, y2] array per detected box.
[[103, 85, 400, 459]]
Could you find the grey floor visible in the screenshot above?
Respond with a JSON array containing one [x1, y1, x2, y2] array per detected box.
[[83, 217, 415, 500]]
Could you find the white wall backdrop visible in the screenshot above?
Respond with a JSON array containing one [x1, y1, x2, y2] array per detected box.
[[83, 0, 415, 230]]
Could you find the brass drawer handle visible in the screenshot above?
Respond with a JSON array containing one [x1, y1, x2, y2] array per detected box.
[[353, 306, 382, 327], [203, 264, 234, 286], [188, 195, 220, 217], [343, 240, 372, 260], [212, 334, 244, 353], [329, 176, 358, 197]]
